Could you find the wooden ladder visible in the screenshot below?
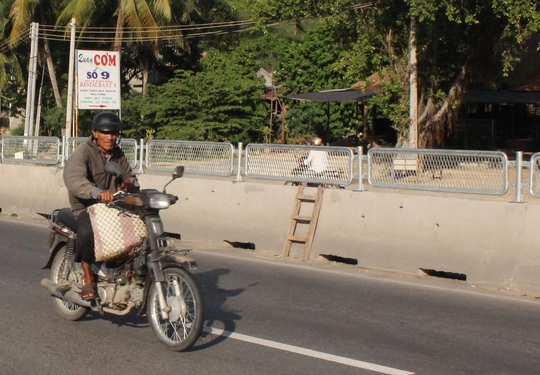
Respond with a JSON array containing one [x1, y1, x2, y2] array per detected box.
[[282, 185, 324, 261]]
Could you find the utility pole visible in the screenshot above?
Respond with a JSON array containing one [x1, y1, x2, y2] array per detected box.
[[408, 16, 418, 149], [24, 22, 39, 137], [34, 63, 46, 137], [65, 18, 76, 139]]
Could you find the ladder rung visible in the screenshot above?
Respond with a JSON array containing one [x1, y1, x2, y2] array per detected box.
[[291, 215, 312, 222], [287, 235, 308, 243], [297, 194, 317, 201], [283, 185, 323, 260]]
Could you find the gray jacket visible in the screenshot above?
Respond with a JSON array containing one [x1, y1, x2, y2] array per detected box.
[[63, 137, 138, 213]]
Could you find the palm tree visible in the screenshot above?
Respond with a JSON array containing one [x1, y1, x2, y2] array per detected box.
[[7, 0, 63, 108], [1, 0, 27, 126], [0, 1, 16, 89], [56, 0, 180, 92]]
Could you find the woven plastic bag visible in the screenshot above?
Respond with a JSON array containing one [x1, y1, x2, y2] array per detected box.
[[87, 203, 147, 262]]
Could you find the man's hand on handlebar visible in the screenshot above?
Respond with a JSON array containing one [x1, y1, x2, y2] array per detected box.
[[98, 191, 115, 203]]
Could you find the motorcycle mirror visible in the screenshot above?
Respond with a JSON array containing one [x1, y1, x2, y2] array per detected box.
[[172, 166, 185, 179], [105, 161, 123, 178], [163, 166, 184, 193]]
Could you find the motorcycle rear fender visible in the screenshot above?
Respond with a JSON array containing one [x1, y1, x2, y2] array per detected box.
[[42, 232, 67, 270]]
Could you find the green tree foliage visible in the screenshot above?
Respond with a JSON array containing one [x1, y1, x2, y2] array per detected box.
[[253, 0, 540, 147], [1, 0, 240, 138], [123, 45, 267, 143], [0, 6, 25, 123], [4, 0, 540, 147], [272, 17, 380, 144]]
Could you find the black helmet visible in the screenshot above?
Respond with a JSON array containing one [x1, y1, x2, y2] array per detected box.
[[92, 112, 121, 132]]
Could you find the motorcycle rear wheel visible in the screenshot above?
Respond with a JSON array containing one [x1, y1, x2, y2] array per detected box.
[[147, 267, 205, 352], [50, 245, 90, 321], [326, 184, 345, 189]]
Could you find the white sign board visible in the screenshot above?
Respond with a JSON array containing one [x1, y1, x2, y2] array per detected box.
[[76, 50, 121, 110]]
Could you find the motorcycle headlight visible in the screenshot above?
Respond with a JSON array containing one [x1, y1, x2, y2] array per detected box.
[[148, 193, 171, 209]]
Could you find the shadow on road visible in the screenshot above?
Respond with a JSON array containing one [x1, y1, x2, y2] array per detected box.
[[64, 267, 250, 351], [191, 268, 249, 351]]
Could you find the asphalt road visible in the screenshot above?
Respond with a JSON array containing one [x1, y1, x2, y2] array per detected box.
[[1, 216, 539, 375]]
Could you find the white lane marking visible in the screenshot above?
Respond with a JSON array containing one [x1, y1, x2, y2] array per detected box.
[[203, 326, 415, 375]]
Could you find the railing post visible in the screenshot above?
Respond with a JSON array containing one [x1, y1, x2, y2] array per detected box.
[[512, 151, 524, 203], [236, 142, 243, 182], [61, 136, 66, 167], [354, 146, 365, 192], [138, 139, 144, 174], [145, 139, 151, 170]]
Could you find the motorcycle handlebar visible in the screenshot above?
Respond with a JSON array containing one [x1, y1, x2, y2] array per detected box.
[[108, 191, 178, 209]]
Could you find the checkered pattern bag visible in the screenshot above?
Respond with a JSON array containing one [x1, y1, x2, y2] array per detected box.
[[87, 203, 148, 262]]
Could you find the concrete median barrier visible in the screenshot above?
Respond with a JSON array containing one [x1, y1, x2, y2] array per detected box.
[[1, 163, 539, 295]]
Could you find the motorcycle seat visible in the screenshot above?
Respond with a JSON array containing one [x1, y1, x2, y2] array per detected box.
[[57, 208, 78, 233]]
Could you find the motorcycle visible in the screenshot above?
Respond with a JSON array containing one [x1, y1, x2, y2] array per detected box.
[[284, 156, 345, 189], [41, 164, 205, 352]]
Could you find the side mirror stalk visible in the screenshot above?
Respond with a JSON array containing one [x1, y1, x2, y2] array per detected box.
[[163, 166, 184, 193]]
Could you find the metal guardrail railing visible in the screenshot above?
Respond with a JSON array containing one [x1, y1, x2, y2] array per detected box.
[[529, 152, 540, 198], [145, 139, 234, 176], [368, 148, 509, 195], [1, 136, 60, 165], [119, 139, 138, 169], [245, 144, 354, 186], [65, 137, 87, 159], [65, 137, 138, 168], [2, 135, 539, 200]]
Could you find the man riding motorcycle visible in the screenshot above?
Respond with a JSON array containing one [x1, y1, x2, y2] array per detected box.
[[303, 136, 329, 174], [63, 112, 138, 300]]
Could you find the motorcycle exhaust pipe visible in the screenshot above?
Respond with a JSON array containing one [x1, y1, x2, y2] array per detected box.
[[41, 278, 91, 308], [41, 278, 65, 299], [64, 291, 92, 307]]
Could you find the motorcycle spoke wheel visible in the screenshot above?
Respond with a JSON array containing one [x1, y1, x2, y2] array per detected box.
[[147, 267, 205, 352], [50, 245, 89, 321]]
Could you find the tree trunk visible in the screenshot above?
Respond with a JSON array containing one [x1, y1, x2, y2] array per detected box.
[[408, 16, 418, 148], [142, 64, 149, 94], [114, 10, 124, 52], [38, 14, 62, 108], [43, 37, 63, 108], [418, 65, 468, 148]]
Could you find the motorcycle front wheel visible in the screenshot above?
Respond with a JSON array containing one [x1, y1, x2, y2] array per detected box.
[[50, 245, 90, 321], [147, 267, 205, 352]]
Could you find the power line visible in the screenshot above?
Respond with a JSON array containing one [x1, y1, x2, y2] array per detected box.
[[2, 1, 374, 50], [0, 19, 257, 52], [52, 20, 257, 32], [0, 27, 31, 54], [38, 20, 257, 43]]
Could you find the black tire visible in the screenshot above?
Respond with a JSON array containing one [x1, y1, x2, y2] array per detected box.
[[147, 267, 205, 352], [50, 245, 90, 321]]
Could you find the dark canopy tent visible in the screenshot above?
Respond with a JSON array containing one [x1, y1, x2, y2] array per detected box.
[[283, 88, 377, 102], [279, 88, 378, 144], [461, 89, 540, 151], [466, 89, 540, 104]]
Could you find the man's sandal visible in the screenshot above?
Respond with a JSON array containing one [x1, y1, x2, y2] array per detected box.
[[80, 283, 97, 301]]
